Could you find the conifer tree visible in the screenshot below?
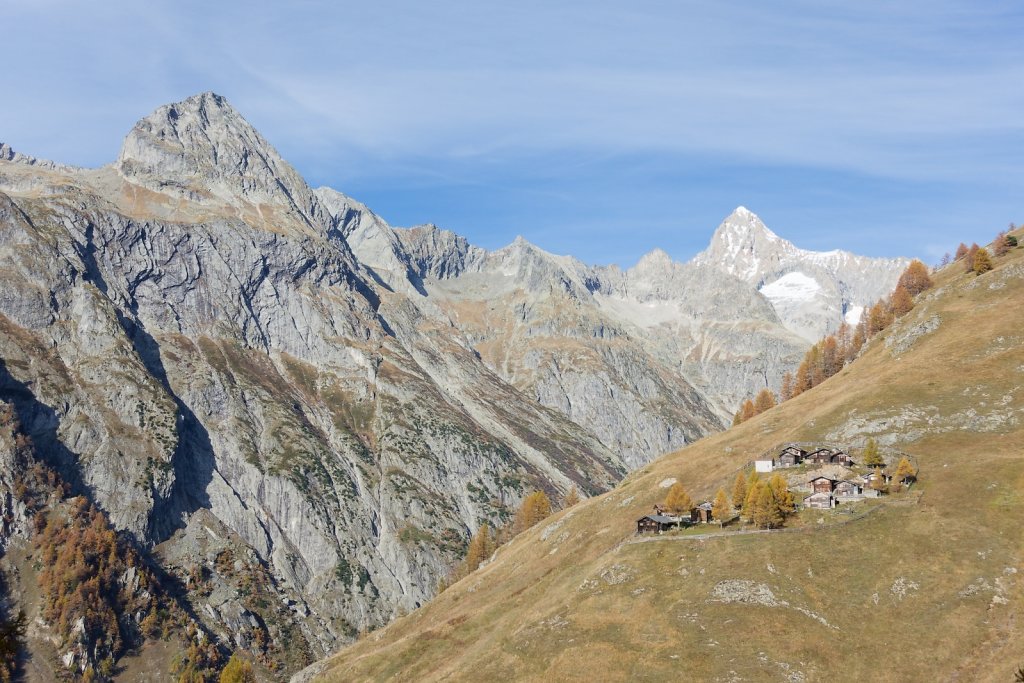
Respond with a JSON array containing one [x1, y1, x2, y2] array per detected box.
[[740, 399, 757, 422], [889, 285, 913, 318], [993, 232, 1010, 257], [806, 343, 825, 387], [743, 479, 762, 522], [965, 243, 980, 272], [664, 483, 693, 517], [712, 488, 731, 527], [793, 360, 811, 396], [732, 410, 744, 427], [867, 299, 892, 336], [563, 488, 581, 508], [862, 437, 884, 468], [973, 247, 993, 275], [465, 524, 495, 573], [732, 472, 748, 510], [513, 491, 552, 533], [219, 654, 256, 683], [779, 371, 794, 402], [848, 323, 866, 361], [893, 457, 916, 484], [896, 259, 933, 296], [820, 335, 841, 379], [753, 388, 777, 414], [767, 473, 794, 515], [954, 242, 969, 260], [753, 484, 784, 529]]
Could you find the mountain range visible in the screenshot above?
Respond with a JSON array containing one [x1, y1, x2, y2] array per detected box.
[[0, 92, 909, 678], [311, 229, 1024, 681]]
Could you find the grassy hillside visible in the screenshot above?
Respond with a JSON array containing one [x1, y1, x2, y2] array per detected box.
[[315, 235, 1024, 682]]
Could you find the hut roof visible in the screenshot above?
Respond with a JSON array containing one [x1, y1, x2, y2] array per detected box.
[[639, 514, 677, 524]]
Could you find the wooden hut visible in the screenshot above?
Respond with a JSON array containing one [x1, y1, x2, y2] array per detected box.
[[804, 491, 835, 509], [805, 448, 833, 465], [829, 450, 853, 466], [777, 446, 806, 468], [809, 476, 839, 494], [637, 514, 678, 534], [834, 480, 863, 497], [691, 501, 714, 524]]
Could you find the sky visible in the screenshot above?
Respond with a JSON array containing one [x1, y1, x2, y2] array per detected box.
[[2, 0, 1022, 266]]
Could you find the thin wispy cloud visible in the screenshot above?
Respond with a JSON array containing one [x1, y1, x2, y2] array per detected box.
[[1, 1, 1020, 264]]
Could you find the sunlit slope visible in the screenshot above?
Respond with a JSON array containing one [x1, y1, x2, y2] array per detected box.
[[316, 238, 1024, 683]]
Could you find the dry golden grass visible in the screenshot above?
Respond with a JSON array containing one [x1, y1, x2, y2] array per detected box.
[[318, 240, 1024, 682]]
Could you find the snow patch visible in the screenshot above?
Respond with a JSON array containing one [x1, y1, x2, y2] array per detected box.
[[844, 305, 864, 326], [758, 272, 822, 305]]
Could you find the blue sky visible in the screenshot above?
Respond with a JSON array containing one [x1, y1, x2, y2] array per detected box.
[[2, 1, 1021, 266]]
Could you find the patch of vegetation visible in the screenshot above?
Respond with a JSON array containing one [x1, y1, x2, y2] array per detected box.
[[335, 558, 353, 586], [398, 523, 435, 546]]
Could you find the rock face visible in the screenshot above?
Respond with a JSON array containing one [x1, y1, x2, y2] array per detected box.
[[340, 207, 905, 446], [0, 92, 909, 675], [693, 206, 909, 341]]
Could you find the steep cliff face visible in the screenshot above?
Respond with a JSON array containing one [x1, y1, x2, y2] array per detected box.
[[0, 94, 624, 675]]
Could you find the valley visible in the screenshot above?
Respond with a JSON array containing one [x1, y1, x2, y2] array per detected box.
[[0, 93, 1013, 682]]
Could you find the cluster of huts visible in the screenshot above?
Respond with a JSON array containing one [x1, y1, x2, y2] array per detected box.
[[754, 445, 853, 472], [637, 444, 912, 533]]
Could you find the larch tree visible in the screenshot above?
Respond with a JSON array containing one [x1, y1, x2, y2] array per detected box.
[[513, 491, 552, 533], [731, 471, 748, 510], [767, 473, 794, 515], [711, 488, 731, 527], [740, 399, 757, 422], [664, 483, 693, 517], [793, 360, 811, 396], [965, 243, 980, 273], [973, 247, 993, 275], [848, 322, 866, 361], [753, 388, 777, 414], [867, 299, 892, 336], [954, 242, 969, 260], [894, 457, 916, 484], [563, 488, 581, 508], [219, 654, 256, 683], [805, 344, 825, 387], [753, 485, 785, 529], [862, 437, 884, 468], [779, 372, 795, 402], [889, 285, 913, 318], [820, 335, 841, 379], [465, 524, 495, 573], [993, 231, 1010, 257], [743, 479, 762, 522], [896, 259, 933, 296]]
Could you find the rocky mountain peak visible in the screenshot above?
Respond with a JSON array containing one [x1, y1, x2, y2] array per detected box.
[[634, 247, 673, 270], [116, 92, 315, 217], [695, 206, 792, 280]]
